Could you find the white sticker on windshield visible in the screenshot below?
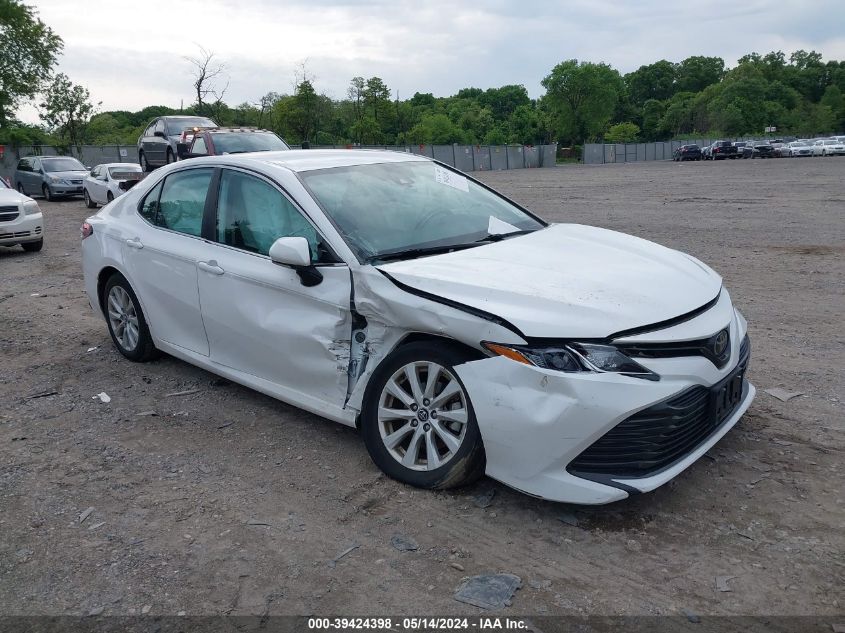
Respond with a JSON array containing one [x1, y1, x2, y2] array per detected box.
[[488, 216, 520, 235], [434, 164, 469, 192]]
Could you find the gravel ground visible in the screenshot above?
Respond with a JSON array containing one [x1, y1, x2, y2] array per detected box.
[[0, 157, 842, 618]]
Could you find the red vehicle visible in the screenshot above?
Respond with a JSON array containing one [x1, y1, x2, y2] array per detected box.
[[177, 128, 290, 159]]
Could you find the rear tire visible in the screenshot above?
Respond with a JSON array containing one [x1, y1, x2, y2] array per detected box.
[[103, 273, 159, 362], [361, 342, 486, 490], [139, 152, 152, 172], [22, 239, 43, 252]]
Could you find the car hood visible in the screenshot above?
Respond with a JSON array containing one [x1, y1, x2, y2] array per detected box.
[[376, 224, 722, 339], [0, 189, 31, 204]]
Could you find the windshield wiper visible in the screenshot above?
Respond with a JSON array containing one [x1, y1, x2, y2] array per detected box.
[[367, 242, 483, 263], [475, 229, 538, 243]]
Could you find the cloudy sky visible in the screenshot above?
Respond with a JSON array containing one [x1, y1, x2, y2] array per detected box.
[[18, 0, 845, 121]]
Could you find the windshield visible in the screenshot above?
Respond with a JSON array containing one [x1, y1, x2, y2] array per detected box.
[[300, 161, 545, 262], [212, 132, 289, 154], [166, 117, 215, 135], [109, 166, 143, 179], [42, 157, 85, 172]]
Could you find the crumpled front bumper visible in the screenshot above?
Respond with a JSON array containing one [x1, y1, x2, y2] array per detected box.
[[454, 304, 754, 505]]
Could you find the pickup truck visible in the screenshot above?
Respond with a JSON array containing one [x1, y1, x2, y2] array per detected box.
[[177, 128, 290, 159], [704, 140, 737, 161]]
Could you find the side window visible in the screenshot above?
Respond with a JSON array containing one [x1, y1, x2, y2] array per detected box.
[[139, 181, 164, 224], [156, 169, 213, 236], [154, 119, 166, 135], [192, 136, 208, 155], [17, 159, 30, 172], [144, 123, 155, 137], [32, 159, 41, 172], [215, 169, 321, 261]]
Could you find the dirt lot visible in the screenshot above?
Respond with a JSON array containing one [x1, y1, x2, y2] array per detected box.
[[1, 157, 842, 618]]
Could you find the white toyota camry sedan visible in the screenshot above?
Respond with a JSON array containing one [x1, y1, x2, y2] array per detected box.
[[81, 150, 754, 504]]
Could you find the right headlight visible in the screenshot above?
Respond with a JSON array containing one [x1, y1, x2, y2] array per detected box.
[[482, 341, 659, 381], [23, 200, 42, 215]]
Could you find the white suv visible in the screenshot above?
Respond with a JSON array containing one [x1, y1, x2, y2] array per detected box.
[[0, 177, 44, 252]]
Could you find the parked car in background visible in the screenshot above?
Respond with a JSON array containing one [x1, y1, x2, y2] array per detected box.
[[83, 163, 144, 208], [770, 142, 786, 157], [81, 150, 754, 505], [786, 140, 814, 157], [750, 142, 775, 158], [815, 138, 845, 156], [732, 141, 749, 158], [0, 175, 44, 252], [672, 144, 702, 161], [13, 156, 89, 201], [177, 128, 290, 159], [704, 141, 737, 160], [137, 115, 217, 171]]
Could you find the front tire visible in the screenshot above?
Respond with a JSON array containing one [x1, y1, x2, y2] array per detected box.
[[22, 239, 43, 252], [42, 184, 54, 201], [84, 189, 97, 209], [166, 149, 175, 164], [17, 183, 25, 194], [139, 152, 152, 172], [361, 342, 486, 490], [106, 191, 114, 203], [103, 274, 159, 362]]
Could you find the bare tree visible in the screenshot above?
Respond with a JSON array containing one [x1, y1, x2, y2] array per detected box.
[[185, 45, 229, 117]]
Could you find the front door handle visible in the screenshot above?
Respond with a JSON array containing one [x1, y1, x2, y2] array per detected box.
[[125, 238, 143, 249], [198, 260, 224, 275]]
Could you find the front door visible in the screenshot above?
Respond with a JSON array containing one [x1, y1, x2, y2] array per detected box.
[[196, 168, 352, 409]]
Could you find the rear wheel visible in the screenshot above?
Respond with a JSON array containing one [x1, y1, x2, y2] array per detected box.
[[103, 274, 159, 362], [361, 342, 486, 490], [84, 189, 97, 209], [22, 239, 43, 252]]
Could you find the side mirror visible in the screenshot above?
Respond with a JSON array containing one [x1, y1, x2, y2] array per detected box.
[[269, 236, 323, 287], [153, 130, 165, 138]]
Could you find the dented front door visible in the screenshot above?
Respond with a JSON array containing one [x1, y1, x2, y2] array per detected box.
[[196, 244, 352, 409]]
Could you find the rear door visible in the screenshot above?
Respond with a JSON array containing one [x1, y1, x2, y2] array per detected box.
[[195, 167, 352, 409], [122, 167, 214, 355]]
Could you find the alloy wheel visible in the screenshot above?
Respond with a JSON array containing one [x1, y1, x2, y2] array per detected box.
[[377, 361, 469, 471], [107, 285, 140, 351]]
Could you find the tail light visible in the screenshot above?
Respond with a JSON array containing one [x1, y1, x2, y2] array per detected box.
[[81, 222, 93, 239]]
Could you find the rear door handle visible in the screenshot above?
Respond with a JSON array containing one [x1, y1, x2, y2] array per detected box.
[[125, 238, 143, 249], [198, 260, 224, 275]]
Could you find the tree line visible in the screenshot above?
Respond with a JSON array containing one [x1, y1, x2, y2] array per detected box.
[[2, 1, 844, 152]]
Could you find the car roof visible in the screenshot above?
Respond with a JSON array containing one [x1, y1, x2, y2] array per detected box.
[[97, 162, 143, 168], [189, 149, 430, 173]]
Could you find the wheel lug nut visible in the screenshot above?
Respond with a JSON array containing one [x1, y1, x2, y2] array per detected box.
[[411, 420, 418, 427], [430, 411, 437, 419], [410, 403, 418, 411], [423, 398, 430, 406], [423, 423, 431, 431]]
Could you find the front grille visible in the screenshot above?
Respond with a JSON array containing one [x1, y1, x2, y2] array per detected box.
[[70, 179, 83, 185], [617, 328, 732, 369], [0, 230, 32, 239], [0, 210, 19, 222], [569, 335, 751, 479]]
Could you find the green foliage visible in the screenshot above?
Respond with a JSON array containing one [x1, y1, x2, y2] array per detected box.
[[0, 0, 63, 125], [541, 60, 624, 143], [604, 122, 640, 143], [39, 73, 98, 152]]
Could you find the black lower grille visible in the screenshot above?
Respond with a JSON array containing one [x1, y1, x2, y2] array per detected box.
[[0, 211, 19, 222], [569, 335, 750, 479]]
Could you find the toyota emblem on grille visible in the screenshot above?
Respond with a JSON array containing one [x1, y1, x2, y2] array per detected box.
[[712, 330, 729, 357]]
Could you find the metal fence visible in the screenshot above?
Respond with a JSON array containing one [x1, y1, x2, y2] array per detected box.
[[0, 143, 558, 182], [583, 139, 723, 164], [583, 134, 844, 164]]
